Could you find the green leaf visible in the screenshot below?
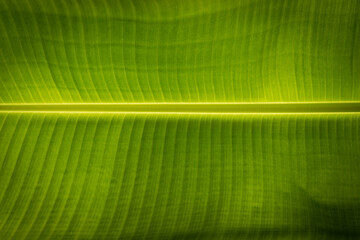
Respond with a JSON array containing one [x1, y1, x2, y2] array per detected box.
[[0, 0, 360, 239], [0, 113, 360, 239], [1, 0, 359, 103]]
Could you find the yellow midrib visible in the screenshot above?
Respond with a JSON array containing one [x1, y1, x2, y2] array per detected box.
[[1, 102, 360, 113]]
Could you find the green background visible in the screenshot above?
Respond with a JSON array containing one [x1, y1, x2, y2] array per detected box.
[[1, 0, 360, 239]]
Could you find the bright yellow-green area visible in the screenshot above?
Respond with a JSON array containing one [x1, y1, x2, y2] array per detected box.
[[1, 0, 359, 103], [1, 102, 360, 113], [0, 113, 360, 239]]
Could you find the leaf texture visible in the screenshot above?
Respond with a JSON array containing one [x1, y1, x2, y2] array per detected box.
[[0, 0, 359, 103], [0, 113, 360, 239], [1, 0, 360, 239]]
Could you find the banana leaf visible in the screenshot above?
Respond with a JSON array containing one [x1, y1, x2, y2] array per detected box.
[[0, 0, 359, 239]]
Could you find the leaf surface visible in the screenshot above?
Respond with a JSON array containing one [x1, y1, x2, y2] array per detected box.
[[0, 0, 360, 239]]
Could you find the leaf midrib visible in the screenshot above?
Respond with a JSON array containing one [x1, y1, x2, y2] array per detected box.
[[1, 102, 360, 113]]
